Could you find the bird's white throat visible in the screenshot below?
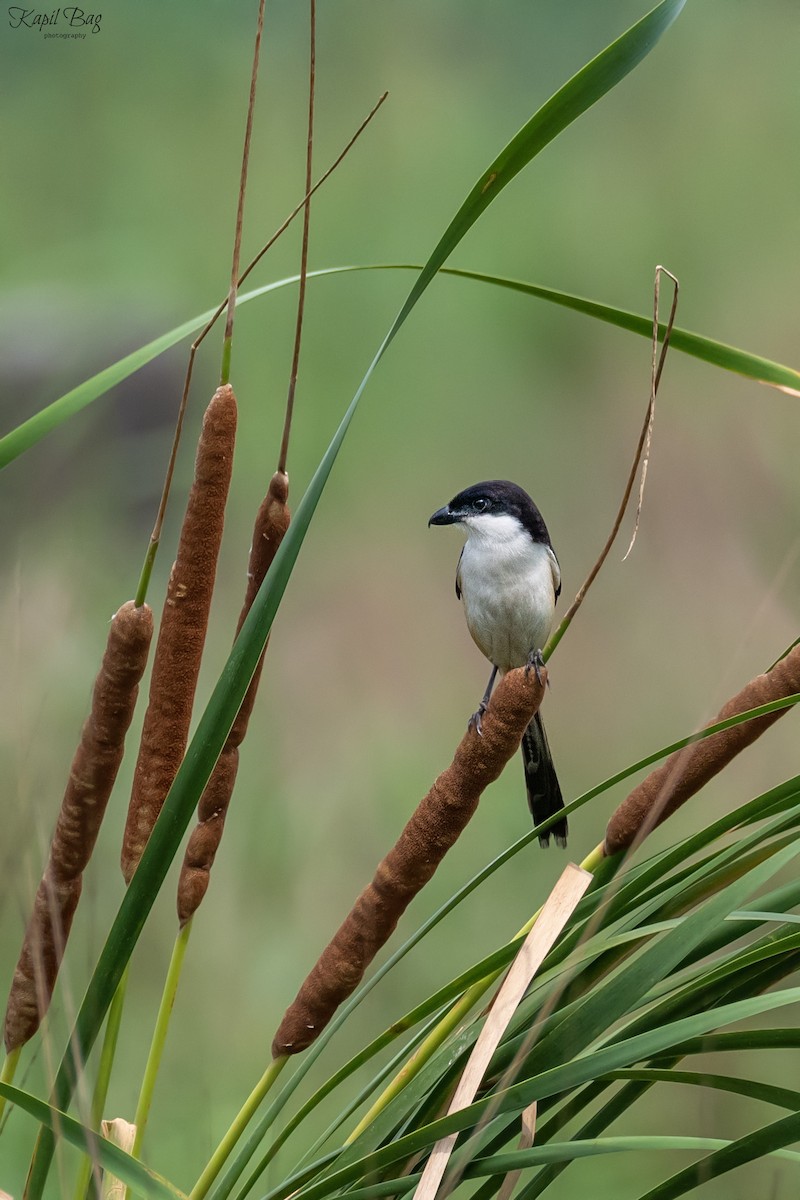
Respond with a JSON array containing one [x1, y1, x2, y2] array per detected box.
[[457, 513, 558, 671]]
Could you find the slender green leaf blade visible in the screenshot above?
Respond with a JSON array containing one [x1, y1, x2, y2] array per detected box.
[[437, 267, 800, 393], [609, 1067, 800, 1112], [306, 1126, 800, 1200], [470, 1133, 800, 1176], [637, 1111, 800, 1200], [385, 0, 687, 337], [0, 315, 199, 469], [0, 1083, 181, 1200], [6, 261, 799, 473]]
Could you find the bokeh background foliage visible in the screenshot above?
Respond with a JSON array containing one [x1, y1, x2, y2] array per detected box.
[[1, 1, 799, 1197]]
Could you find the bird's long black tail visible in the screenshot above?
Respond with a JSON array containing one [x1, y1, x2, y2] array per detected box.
[[521, 710, 567, 848]]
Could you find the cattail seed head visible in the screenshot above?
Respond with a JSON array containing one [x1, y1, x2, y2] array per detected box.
[[176, 469, 290, 925], [272, 664, 546, 1056], [4, 601, 153, 1053], [121, 386, 237, 885], [604, 644, 800, 857]]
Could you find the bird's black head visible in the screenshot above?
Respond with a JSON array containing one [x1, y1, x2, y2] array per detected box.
[[428, 480, 552, 545]]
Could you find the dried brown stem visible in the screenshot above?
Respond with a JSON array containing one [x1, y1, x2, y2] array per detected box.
[[4, 602, 153, 1052], [278, 0, 316, 476], [545, 267, 679, 659], [271, 665, 547, 1057], [623, 265, 679, 560], [121, 386, 237, 885], [223, 0, 266, 347], [604, 643, 800, 856], [177, 471, 291, 925]]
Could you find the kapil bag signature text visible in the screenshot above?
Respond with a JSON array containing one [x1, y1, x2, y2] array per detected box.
[[8, 7, 102, 33]]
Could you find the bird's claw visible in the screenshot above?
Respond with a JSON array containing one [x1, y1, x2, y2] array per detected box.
[[525, 648, 546, 687], [468, 703, 488, 737]]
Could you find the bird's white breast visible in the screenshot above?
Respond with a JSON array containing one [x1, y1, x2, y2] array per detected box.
[[457, 514, 558, 672]]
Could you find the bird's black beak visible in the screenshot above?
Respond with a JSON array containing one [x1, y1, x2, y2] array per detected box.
[[429, 504, 458, 527]]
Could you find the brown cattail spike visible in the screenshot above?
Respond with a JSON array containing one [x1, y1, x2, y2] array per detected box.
[[604, 643, 800, 857], [4, 601, 153, 1053], [271, 665, 547, 1057], [121, 385, 237, 885], [177, 470, 291, 925]]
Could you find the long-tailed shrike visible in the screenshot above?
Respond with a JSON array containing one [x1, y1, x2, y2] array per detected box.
[[429, 479, 567, 847]]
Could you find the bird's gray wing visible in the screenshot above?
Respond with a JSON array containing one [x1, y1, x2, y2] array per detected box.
[[547, 544, 562, 602], [455, 546, 464, 600]]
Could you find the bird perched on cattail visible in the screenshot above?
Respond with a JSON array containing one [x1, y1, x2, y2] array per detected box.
[[429, 479, 567, 847]]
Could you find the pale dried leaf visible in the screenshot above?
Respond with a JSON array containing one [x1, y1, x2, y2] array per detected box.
[[100, 1118, 136, 1200], [496, 1101, 538, 1200], [413, 864, 591, 1200]]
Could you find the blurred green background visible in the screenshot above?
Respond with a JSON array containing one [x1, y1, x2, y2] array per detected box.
[[1, 1, 799, 1195]]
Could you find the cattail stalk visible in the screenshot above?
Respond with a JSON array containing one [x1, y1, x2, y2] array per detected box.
[[72, 966, 130, 1200], [129, 919, 192, 1168], [3, 601, 153, 1056], [272, 665, 547, 1057], [121, 385, 237, 884], [604, 644, 800, 856], [177, 471, 290, 925]]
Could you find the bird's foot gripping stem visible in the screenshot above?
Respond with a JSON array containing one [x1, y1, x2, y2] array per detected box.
[[525, 648, 547, 687], [468, 664, 499, 738], [468, 701, 488, 738]]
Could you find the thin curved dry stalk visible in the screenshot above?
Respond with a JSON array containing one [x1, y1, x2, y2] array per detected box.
[[278, 0, 316, 477], [545, 266, 679, 659]]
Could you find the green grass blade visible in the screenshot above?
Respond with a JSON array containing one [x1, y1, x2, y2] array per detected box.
[[521, 1029, 800, 1198], [609, 1067, 800, 1111], [380, 0, 687, 338], [637, 1111, 800, 1200], [301, 263, 800, 393], [5, 264, 797, 473], [0, 291, 238, 470], [0, 315, 197, 470], [239, 745, 800, 1198], [288, 1131, 800, 1200], [292, 1124, 800, 1200], [524, 948, 800, 1198], [436, 267, 800, 393], [0, 1083, 181, 1200], [471, 1133, 800, 1176], [665, 1028, 800, 1058], [437, 856, 800, 1188]]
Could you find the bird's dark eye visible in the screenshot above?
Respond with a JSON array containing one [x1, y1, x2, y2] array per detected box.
[[474, 497, 491, 513]]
